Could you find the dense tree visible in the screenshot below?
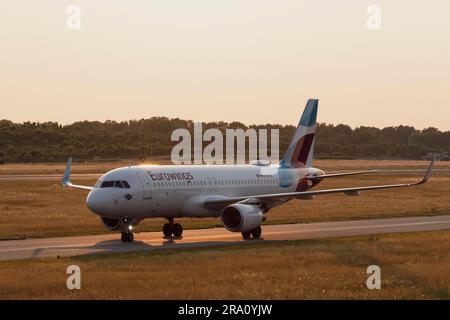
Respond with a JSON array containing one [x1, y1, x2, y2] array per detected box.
[[0, 117, 449, 163]]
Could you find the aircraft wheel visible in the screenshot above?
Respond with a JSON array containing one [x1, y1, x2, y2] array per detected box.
[[241, 231, 251, 239], [121, 231, 134, 242], [251, 226, 262, 239], [163, 223, 173, 237], [173, 223, 183, 237]]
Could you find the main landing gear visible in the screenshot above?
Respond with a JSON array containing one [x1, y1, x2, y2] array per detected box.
[[163, 218, 183, 238], [241, 226, 262, 240]]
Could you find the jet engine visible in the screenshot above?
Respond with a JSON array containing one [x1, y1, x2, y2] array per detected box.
[[101, 217, 125, 231], [221, 204, 265, 232], [101, 217, 142, 231]]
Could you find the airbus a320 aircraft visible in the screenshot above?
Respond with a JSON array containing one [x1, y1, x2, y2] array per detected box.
[[62, 99, 434, 242]]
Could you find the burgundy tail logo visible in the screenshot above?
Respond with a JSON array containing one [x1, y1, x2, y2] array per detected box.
[[289, 133, 315, 168]]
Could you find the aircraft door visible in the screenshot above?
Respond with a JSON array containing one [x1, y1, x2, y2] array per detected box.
[[136, 172, 153, 200]]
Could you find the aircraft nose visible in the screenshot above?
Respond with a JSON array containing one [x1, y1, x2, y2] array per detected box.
[[86, 190, 103, 215]]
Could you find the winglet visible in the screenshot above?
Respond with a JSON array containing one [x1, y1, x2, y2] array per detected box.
[[417, 158, 434, 185], [60, 157, 93, 191], [62, 157, 72, 187]]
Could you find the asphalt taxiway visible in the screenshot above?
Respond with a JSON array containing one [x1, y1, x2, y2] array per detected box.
[[0, 215, 449, 261]]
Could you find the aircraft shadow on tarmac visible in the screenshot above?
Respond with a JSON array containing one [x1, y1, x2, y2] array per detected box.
[[31, 248, 45, 258], [30, 236, 267, 258]]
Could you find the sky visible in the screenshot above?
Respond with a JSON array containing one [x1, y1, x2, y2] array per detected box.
[[1, 1, 449, 129]]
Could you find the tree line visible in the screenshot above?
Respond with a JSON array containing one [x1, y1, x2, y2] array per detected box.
[[0, 118, 449, 163]]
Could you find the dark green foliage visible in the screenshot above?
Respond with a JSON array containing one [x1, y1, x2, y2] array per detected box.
[[0, 118, 448, 163]]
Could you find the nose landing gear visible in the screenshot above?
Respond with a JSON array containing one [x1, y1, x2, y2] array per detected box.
[[163, 218, 183, 238], [121, 231, 134, 243], [120, 219, 134, 243]]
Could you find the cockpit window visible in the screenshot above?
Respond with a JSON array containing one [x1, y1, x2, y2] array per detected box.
[[122, 181, 130, 188], [101, 181, 115, 188], [97, 180, 131, 189]]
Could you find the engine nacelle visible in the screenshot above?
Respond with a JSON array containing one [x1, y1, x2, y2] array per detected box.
[[101, 217, 125, 231], [100, 217, 142, 231], [221, 204, 264, 232]]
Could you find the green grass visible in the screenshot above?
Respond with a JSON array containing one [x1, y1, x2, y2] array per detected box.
[[0, 230, 448, 299]]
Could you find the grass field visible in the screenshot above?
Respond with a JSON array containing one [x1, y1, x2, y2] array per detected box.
[[0, 159, 449, 239], [0, 230, 448, 299]]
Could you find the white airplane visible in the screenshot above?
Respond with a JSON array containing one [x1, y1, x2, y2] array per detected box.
[[62, 99, 434, 242]]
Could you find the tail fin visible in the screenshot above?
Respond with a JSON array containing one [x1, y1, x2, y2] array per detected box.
[[280, 99, 318, 168]]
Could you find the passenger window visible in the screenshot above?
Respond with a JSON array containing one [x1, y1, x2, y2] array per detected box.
[[101, 181, 114, 188]]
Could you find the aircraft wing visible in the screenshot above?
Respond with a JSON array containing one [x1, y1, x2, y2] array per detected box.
[[204, 160, 434, 211], [61, 158, 93, 191], [308, 170, 378, 180]]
